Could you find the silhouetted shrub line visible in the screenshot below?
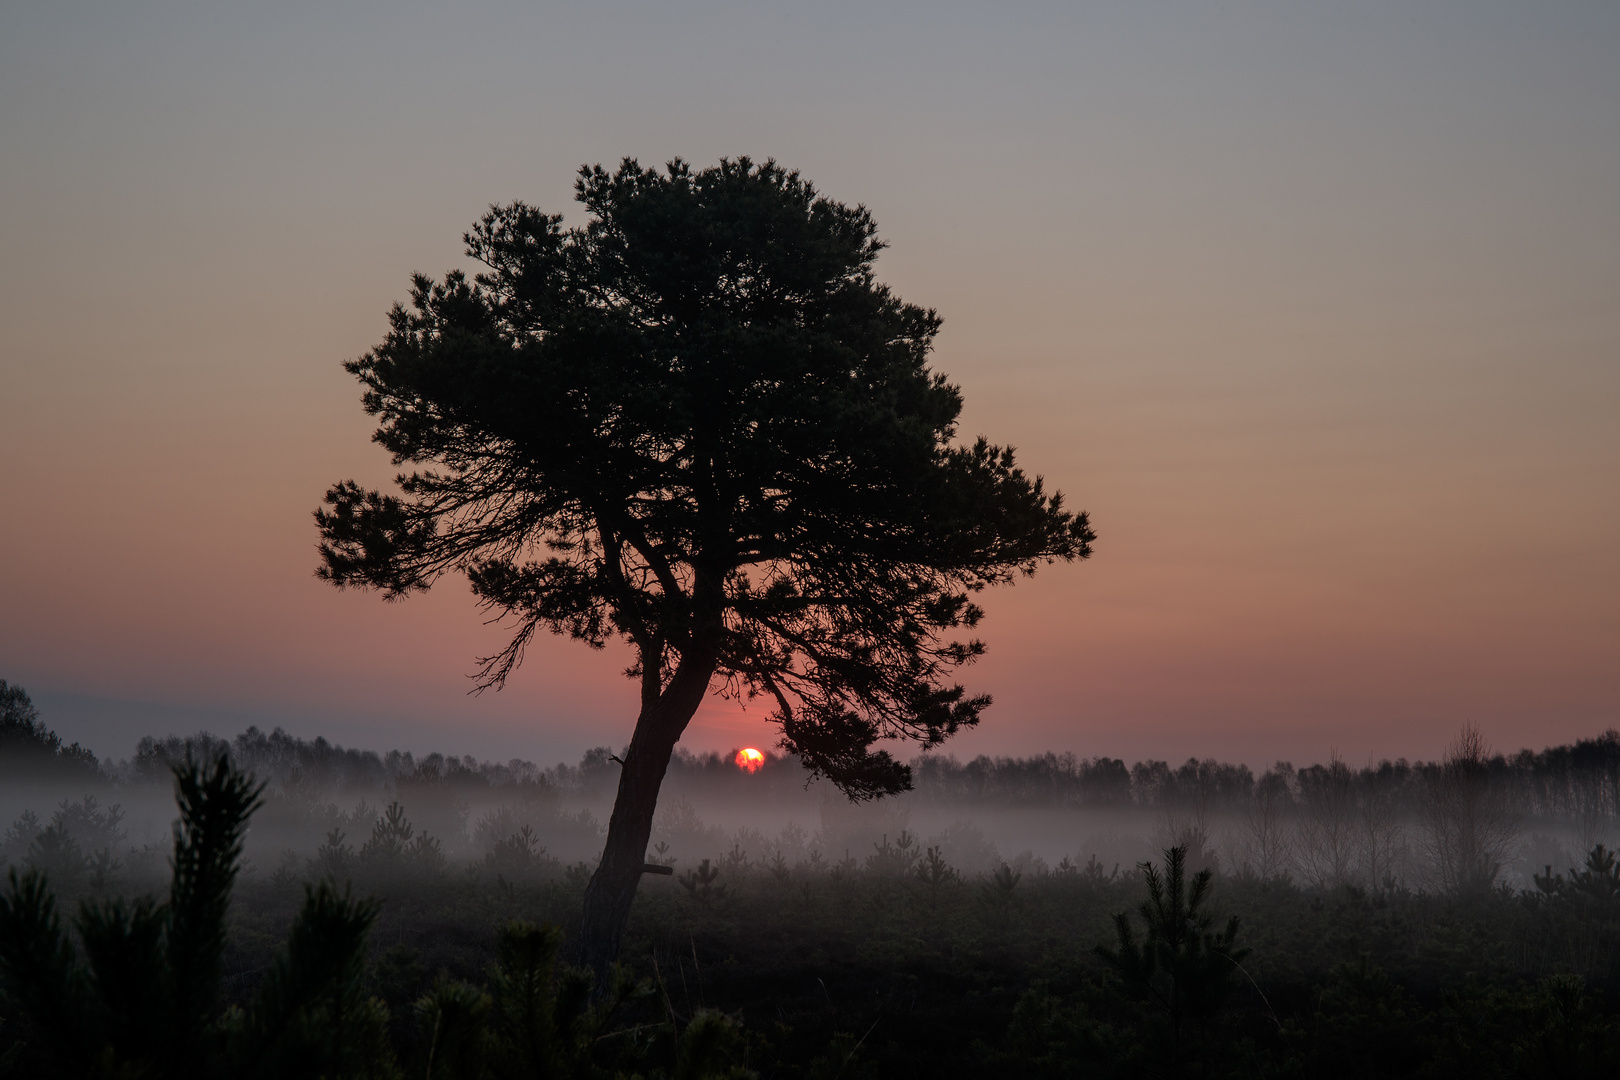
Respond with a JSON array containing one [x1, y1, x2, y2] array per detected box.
[[15, 693, 1618, 833], [9, 674, 1616, 844]]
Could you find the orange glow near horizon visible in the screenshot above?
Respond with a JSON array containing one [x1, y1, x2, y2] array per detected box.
[[1, 4, 1615, 770], [734, 747, 765, 773]]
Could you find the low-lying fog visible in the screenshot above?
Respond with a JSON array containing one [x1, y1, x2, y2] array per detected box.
[[5, 722, 1618, 900]]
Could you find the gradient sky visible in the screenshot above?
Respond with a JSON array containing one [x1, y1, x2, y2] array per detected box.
[[2, 1, 1617, 769]]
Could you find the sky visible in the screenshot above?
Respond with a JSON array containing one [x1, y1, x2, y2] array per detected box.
[[2, 1, 1617, 770]]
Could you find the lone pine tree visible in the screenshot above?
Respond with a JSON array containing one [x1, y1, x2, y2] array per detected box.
[[314, 156, 1094, 975]]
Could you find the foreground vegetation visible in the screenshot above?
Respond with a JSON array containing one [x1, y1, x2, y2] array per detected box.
[[4, 754, 1620, 1078], [6, 684, 1620, 1074]]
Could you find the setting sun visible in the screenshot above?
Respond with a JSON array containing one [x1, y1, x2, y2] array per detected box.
[[734, 747, 765, 773]]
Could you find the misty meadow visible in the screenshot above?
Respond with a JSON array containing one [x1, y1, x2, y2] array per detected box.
[[6, 10, 1618, 1072], [4, 681, 1619, 1077]]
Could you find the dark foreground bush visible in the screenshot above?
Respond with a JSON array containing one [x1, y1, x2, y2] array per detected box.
[[0, 757, 754, 1080]]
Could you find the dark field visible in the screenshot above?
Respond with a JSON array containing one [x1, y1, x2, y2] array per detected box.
[[214, 834, 1620, 1078], [3, 722, 1619, 1077]]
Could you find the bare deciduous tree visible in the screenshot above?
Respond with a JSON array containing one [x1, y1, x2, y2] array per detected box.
[[1354, 770, 1406, 894], [1422, 725, 1519, 895], [1297, 753, 1357, 889], [1239, 763, 1294, 882], [1571, 768, 1615, 856]]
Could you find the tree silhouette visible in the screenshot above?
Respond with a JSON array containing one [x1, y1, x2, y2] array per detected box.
[[0, 679, 100, 781], [1096, 844, 1249, 1046], [314, 156, 1094, 973], [1423, 724, 1519, 895]]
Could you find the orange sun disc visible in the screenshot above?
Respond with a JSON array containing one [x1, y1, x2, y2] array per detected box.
[[735, 747, 765, 773]]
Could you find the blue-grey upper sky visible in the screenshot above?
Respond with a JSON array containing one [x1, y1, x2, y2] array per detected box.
[[3, 1, 1617, 768]]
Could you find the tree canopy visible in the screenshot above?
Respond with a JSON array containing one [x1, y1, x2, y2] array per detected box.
[[0, 680, 100, 780], [317, 157, 1092, 800]]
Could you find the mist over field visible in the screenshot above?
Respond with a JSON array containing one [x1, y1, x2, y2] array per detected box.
[[8, 709, 1616, 903], [8, 682, 1620, 1075]]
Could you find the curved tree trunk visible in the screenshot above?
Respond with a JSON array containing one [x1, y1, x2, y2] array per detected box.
[[579, 651, 717, 985]]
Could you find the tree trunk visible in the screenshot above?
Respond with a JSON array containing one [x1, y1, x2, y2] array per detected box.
[[578, 651, 716, 986]]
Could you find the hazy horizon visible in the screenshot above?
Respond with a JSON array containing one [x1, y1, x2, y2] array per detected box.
[[21, 683, 1620, 779]]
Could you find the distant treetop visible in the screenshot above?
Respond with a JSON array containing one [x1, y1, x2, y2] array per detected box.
[[0, 680, 101, 780]]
